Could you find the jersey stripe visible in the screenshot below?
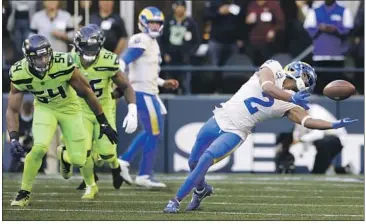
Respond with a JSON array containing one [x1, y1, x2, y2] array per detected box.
[[12, 78, 33, 85], [93, 67, 119, 72], [49, 66, 75, 79]]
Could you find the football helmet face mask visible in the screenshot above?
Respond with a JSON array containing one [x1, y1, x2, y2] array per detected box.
[[74, 25, 103, 63], [22, 35, 53, 74], [138, 6, 165, 38]]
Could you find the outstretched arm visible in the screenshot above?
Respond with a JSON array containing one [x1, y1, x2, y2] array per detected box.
[[287, 107, 357, 130]]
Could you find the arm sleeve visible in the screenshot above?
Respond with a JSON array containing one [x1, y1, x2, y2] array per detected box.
[[259, 60, 283, 78], [121, 48, 145, 65], [336, 8, 354, 36], [304, 9, 320, 39]]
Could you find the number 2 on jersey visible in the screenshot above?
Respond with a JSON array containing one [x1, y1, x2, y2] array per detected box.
[[244, 92, 274, 115]]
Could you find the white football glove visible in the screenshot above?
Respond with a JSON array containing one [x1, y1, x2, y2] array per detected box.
[[123, 104, 138, 134]]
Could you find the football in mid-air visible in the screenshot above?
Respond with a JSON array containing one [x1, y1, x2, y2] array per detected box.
[[323, 80, 356, 101]]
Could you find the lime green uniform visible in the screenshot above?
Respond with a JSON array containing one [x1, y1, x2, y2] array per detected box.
[[70, 48, 120, 163], [10, 52, 87, 192]]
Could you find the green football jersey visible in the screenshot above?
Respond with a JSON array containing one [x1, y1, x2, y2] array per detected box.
[[71, 48, 120, 114], [9, 52, 81, 113]]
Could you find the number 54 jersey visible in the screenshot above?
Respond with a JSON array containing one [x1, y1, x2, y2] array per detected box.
[[9, 52, 81, 113], [213, 60, 300, 140]]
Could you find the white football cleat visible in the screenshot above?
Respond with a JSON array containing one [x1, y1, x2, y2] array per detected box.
[[118, 159, 133, 185], [135, 175, 167, 188]]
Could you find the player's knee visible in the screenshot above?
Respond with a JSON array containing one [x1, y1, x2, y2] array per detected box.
[[200, 151, 215, 164], [188, 159, 197, 171], [69, 156, 86, 167], [29, 144, 48, 158], [99, 154, 115, 163]]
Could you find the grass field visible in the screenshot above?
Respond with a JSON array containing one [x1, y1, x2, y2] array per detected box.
[[2, 173, 365, 221]]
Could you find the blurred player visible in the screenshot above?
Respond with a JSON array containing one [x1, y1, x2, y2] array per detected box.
[[163, 60, 358, 213], [57, 25, 138, 199], [116, 6, 179, 188], [7, 34, 118, 206]]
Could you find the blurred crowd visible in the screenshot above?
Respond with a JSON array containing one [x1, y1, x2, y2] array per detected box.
[[2, 0, 364, 95]]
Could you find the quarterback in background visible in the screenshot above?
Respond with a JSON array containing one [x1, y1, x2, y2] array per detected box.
[[57, 24, 138, 199], [7, 34, 117, 206], [163, 60, 358, 213], [117, 6, 179, 188]]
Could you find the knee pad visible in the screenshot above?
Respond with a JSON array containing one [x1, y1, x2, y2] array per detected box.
[[29, 144, 48, 159], [100, 154, 115, 163], [200, 151, 214, 164], [69, 155, 86, 167]]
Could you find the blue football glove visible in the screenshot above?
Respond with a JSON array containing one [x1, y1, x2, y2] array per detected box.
[[10, 139, 25, 158], [332, 118, 358, 129], [291, 91, 310, 110]]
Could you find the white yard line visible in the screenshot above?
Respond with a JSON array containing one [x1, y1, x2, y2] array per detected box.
[[3, 208, 364, 218], [2, 192, 363, 199], [2, 199, 363, 208]]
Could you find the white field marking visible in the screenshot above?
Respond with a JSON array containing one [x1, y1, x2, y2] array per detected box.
[[2, 192, 363, 199], [4, 199, 364, 208], [3, 174, 364, 183], [3, 181, 364, 188], [2, 208, 364, 218]]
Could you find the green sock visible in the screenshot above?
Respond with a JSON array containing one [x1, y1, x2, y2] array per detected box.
[[108, 155, 120, 169], [80, 156, 95, 186], [21, 148, 45, 192]]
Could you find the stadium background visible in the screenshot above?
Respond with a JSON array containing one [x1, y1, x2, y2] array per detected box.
[[2, 0, 365, 174]]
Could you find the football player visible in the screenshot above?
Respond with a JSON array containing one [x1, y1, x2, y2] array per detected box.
[[163, 60, 358, 213], [7, 34, 117, 206], [116, 6, 179, 188], [57, 24, 138, 199]]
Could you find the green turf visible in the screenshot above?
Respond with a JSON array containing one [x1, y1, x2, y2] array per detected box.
[[2, 173, 365, 221]]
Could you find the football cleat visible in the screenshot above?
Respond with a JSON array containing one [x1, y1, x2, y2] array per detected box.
[[57, 145, 73, 179], [11, 190, 31, 206], [163, 198, 180, 213], [186, 183, 213, 211], [81, 184, 99, 200], [118, 159, 133, 185], [111, 166, 124, 189], [135, 175, 166, 188], [76, 170, 99, 190]]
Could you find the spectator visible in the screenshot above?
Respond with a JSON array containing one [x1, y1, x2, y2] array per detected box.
[[77, 0, 93, 28], [203, 0, 246, 93], [90, 1, 128, 56], [245, 0, 285, 66], [351, 1, 364, 94], [30, 0, 74, 52], [160, 0, 200, 94], [304, 0, 354, 94], [6, 1, 37, 61]]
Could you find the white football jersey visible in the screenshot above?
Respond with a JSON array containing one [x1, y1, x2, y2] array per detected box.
[[213, 60, 300, 140], [127, 33, 162, 95]]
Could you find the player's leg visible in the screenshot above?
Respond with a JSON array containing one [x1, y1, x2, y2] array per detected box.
[[135, 93, 165, 188], [94, 109, 125, 189], [57, 111, 88, 167], [187, 117, 222, 190], [164, 131, 243, 213], [12, 106, 58, 206]]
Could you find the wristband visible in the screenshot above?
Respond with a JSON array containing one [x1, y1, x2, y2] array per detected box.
[[9, 131, 19, 141], [96, 113, 108, 124], [157, 77, 165, 87], [301, 115, 311, 127]]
